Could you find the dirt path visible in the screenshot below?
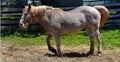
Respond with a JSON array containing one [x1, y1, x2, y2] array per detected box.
[[1, 44, 120, 62]]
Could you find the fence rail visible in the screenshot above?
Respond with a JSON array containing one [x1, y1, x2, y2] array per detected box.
[[1, 3, 120, 30], [105, 3, 120, 27]]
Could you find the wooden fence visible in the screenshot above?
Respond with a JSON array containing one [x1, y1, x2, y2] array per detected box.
[[1, 8, 22, 30], [1, 7, 42, 30], [105, 3, 120, 27], [1, 3, 120, 30]]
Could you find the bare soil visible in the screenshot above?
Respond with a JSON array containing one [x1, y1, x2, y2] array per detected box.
[[1, 44, 120, 62]]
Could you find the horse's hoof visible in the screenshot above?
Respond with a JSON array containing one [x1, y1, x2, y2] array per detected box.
[[97, 53, 102, 56], [49, 47, 57, 54], [87, 51, 93, 55], [57, 53, 62, 57], [97, 51, 102, 56], [56, 51, 62, 57]]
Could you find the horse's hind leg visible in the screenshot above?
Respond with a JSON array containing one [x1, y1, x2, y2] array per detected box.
[[94, 29, 102, 56], [46, 34, 57, 54], [86, 27, 95, 55]]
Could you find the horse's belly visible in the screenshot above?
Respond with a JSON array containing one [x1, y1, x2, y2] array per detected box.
[[61, 27, 84, 34]]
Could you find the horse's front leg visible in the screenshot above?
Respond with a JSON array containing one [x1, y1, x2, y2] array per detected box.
[[54, 33, 61, 56], [86, 27, 94, 55], [46, 34, 57, 54], [88, 33, 94, 55]]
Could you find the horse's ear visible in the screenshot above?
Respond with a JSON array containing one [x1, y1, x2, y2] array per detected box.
[[31, 4, 33, 6], [28, 4, 31, 9], [47, 6, 53, 10]]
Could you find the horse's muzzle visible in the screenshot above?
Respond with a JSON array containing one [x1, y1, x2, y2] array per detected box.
[[19, 23, 25, 29], [19, 23, 28, 29]]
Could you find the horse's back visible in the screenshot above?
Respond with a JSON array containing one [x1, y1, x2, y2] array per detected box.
[[75, 6, 98, 13], [77, 6, 100, 17], [76, 6, 101, 28]]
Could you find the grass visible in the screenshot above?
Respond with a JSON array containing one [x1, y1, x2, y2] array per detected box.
[[1, 27, 120, 49], [0, 17, 20, 20], [110, 11, 116, 15]]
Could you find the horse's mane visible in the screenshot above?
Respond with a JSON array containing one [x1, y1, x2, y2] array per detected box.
[[53, 8, 63, 12], [31, 5, 47, 20], [24, 5, 63, 20]]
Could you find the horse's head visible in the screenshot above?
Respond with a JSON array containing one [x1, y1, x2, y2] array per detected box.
[[19, 5, 33, 29], [19, 5, 62, 29]]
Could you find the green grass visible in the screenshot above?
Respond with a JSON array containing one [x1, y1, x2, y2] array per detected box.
[[0, 17, 20, 20], [110, 11, 117, 15], [1, 27, 120, 49]]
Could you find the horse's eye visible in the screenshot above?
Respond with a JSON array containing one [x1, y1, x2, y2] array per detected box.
[[25, 13, 28, 15]]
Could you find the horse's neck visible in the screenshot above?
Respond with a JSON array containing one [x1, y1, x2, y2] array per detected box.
[[31, 7, 63, 25], [31, 7, 45, 20], [31, 7, 38, 17]]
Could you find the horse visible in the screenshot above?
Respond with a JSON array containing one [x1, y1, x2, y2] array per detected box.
[[19, 5, 109, 56]]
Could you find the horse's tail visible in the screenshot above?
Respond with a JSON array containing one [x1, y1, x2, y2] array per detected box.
[[94, 5, 110, 27]]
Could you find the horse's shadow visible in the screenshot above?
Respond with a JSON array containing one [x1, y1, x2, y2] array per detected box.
[[44, 52, 89, 57]]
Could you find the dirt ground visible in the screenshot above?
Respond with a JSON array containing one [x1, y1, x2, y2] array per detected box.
[[1, 44, 120, 62]]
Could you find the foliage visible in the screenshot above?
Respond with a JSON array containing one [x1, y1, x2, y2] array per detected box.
[[1, 0, 16, 5]]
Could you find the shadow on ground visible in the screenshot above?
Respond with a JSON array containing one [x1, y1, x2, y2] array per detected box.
[[44, 52, 91, 57]]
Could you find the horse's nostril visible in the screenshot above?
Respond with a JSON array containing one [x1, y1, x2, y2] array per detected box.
[[19, 23, 23, 27], [19, 23, 22, 26]]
